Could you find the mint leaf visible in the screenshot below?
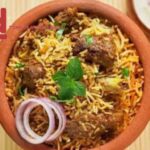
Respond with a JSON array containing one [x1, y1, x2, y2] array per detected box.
[[73, 81, 86, 96], [85, 35, 93, 45], [52, 71, 66, 84], [58, 80, 86, 100], [58, 86, 74, 100], [52, 57, 86, 101], [122, 68, 129, 77], [66, 57, 83, 80]]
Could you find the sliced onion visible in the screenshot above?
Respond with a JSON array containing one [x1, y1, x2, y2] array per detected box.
[[15, 98, 66, 144], [23, 100, 55, 140], [41, 98, 66, 142]]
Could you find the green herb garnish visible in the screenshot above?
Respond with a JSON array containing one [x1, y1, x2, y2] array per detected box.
[[18, 86, 25, 96], [15, 62, 25, 69], [55, 22, 67, 40], [66, 57, 83, 81], [122, 68, 130, 77], [56, 98, 75, 104], [56, 28, 65, 40], [85, 35, 93, 45], [54, 21, 59, 26], [61, 22, 67, 28], [52, 57, 86, 101], [49, 96, 58, 100]]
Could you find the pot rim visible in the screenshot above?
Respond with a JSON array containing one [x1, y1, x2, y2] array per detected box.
[[0, 0, 150, 150]]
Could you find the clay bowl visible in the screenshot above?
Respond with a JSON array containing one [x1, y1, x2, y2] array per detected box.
[[0, 0, 150, 150]]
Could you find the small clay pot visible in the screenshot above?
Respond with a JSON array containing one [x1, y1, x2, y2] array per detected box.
[[0, 0, 150, 150]]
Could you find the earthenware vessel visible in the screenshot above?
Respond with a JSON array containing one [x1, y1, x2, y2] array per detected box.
[[0, 0, 150, 150]]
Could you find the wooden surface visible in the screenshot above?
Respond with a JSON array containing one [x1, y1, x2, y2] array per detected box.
[[0, 0, 150, 150]]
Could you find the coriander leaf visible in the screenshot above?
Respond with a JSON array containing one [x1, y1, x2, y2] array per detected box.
[[18, 86, 25, 96], [85, 35, 93, 45], [122, 68, 130, 77], [66, 57, 83, 80], [15, 62, 25, 69], [73, 81, 86, 96], [56, 28, 64, 40], [58, 86, 74, 100]]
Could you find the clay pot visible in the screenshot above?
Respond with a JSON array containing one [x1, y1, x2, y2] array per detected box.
[[0, 0, 150, 150]]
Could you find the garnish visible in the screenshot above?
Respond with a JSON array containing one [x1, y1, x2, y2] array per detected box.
[[49, 96, 58, 100], [15, 98, 66, 144], [54, 21, 59, 26], [48, 15, 59, 26], [55, 22, 67, 40], [122, 68, 130, 77], [56, 28, 65, 40], [18, 86, 25, 96], [66, 57, 83, 80], [15, 62, 25, 69], [52, 57, 86, 101], [85, 35, 93, 45], [61, 22, 67, 28]]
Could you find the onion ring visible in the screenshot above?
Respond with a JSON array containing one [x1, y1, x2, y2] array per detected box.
[[15, 98, 66, 144]]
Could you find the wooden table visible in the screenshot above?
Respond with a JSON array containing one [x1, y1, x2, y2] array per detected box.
[[0, 0, 150, 150]]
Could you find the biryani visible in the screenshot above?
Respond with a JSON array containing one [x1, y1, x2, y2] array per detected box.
[[5, 8, 144, 149]]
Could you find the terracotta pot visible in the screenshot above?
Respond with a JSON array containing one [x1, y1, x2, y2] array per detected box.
[[0, 0, 150, 150]]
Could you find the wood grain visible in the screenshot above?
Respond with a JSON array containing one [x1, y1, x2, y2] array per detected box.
[[0, 0, 150, 150]]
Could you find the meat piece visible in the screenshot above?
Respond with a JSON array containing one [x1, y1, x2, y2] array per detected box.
[[21, 60, 45, 90], [64, 113, 123, 141], [86, 35, 116, 68], [64, 120, 88, 139], [72, 37, 87, 55], [30, 19, 57, 36], [72, 35, 116, 68], [55, 8, 79, 28]]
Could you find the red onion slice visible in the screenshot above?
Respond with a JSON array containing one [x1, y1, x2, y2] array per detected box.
[[23, 103, 41, 139], [16, 99, 55, 144], [15, 98, 66, 144], [41, 98, 66, 142], [23, 98, 66, 142]]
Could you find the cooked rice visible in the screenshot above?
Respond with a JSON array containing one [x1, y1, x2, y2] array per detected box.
[[5, 8, 144, 149]]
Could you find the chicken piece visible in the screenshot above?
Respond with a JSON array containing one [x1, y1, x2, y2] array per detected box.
[[21, 60, 45, 90]]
